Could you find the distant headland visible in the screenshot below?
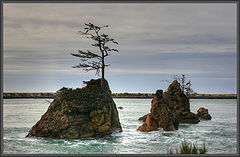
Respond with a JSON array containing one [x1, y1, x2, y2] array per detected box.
[[3, 92, 237, 99]]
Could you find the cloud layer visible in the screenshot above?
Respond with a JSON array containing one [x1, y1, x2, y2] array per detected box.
[[3, 3, 237, 93]]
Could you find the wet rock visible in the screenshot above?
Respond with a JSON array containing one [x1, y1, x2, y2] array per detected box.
[[197, 107, 212, 120], [138, 81, 180, 132], [118, 106, 123, 110], [26, 79, 122, 139], [178, 112, 200, 124], [138, 114, 149, 122], [137, 80, 200, 132], [138, 114, 159, 132]]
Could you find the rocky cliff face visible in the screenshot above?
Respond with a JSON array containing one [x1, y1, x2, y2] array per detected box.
[[26, 79, 122, 139], [138, 80, 200, 132]]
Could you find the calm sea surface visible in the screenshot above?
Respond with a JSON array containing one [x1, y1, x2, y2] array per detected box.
[[3, 98, 237, 154]]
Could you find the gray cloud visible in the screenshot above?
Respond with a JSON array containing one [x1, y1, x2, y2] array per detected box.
[[3, 3, 237, 93]]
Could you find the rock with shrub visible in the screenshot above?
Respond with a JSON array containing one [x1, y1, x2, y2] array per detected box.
[[137, 80, 200, 132], [26, 79, 122, 139]]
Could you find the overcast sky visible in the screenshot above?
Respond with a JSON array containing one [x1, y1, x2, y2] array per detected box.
[[3, 3, 237, 94]]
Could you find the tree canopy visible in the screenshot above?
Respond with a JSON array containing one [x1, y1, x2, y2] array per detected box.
[[71, 23, 119, 88]]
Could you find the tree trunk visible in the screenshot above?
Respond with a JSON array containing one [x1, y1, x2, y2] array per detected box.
[[101, 58, 105, 88], [97, 33, 105, 89]]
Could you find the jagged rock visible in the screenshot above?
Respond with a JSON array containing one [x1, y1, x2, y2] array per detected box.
[[26, 79, 122, 139], [197, 107, 212, 120], [138, 81, 179, 132], [138, 80, 199, 132], [138, 114, 159, 132], [138, 114, 149, 122]]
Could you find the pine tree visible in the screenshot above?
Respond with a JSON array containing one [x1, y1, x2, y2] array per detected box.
[[71, 23, 119, 88]]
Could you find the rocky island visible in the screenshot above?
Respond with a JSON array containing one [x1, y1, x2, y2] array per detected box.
[[26, 79, 122, 139], [138, 80, 211, 132]]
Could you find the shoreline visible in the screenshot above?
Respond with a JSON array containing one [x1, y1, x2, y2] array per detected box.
[[3, 92, 237, 99], [3, 96, 237, 99]]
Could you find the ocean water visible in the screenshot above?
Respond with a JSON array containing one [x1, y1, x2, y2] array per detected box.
[[3, 98, 237, 154]]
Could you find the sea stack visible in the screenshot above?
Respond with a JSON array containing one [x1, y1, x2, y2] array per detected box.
[[26, 79, 122, 139], [137, 80, 200, 132]]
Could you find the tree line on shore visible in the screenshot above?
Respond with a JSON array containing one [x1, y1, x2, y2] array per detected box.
[[3, 92, 237, 99]]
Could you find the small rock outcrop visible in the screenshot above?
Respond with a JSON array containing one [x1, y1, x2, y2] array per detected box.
[[26, 79, 122, 139], [197, 107, 212, 120], [138, 80, 200, 132], [138, 114, 149, 122], [118, 106, 124, 110], [178, 112, 200, 124]]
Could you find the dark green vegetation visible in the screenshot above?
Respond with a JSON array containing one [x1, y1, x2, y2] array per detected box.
[[71, 23, 119, 88], [190, 93, 237, 99], [3, 92, 237, 99], [168, 139, 207, 154], [3, 92, 55, 98], [112, 92, 154, 98], [26, 79, 122, 139]]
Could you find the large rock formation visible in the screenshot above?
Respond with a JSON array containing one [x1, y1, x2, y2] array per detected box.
[[197, 107, 212, 120], [26, 79, 122, 139], [138, 80, 199, 132], [137, 90, 179, 132]]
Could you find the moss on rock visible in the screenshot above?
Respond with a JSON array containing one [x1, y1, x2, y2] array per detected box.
[[26, 79, 122, 139]]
